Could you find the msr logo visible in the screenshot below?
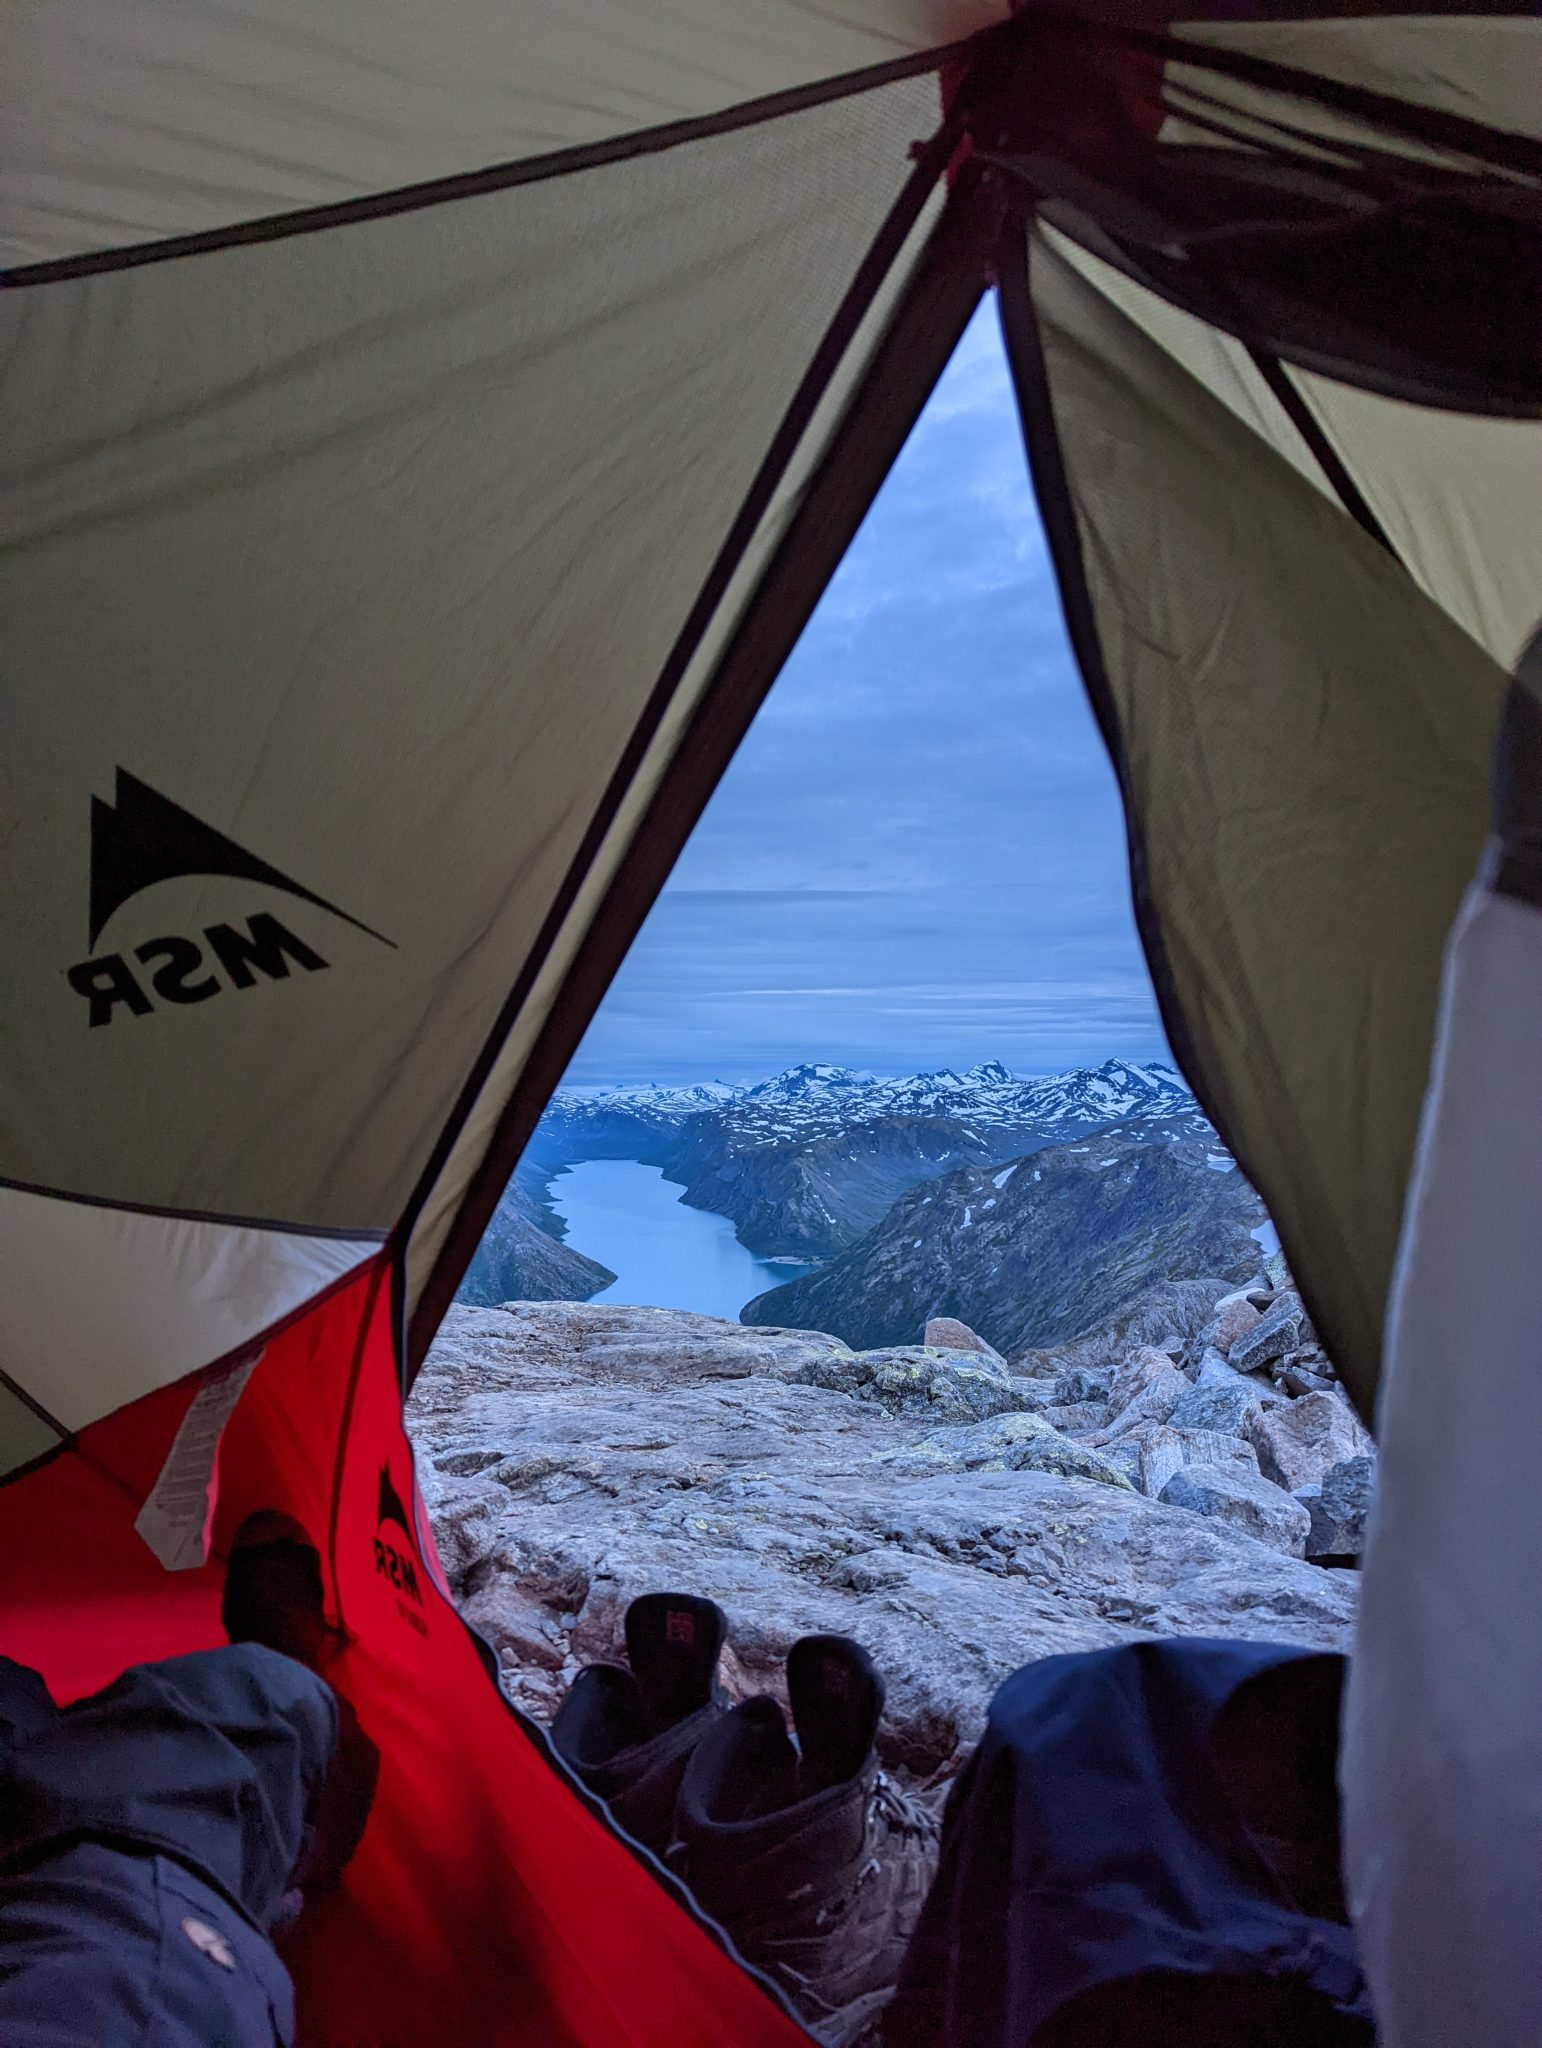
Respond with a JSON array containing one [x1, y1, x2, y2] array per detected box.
[[373, 1462, 426, 1628], [66, 769, 393, 1026]]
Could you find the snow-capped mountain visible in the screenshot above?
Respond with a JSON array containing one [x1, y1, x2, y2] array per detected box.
[[540, 1057, 1187, 1149], [520, 1057, 1199, 1262]]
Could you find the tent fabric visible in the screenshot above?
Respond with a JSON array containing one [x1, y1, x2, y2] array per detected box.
[[0, 1189, 379, 1462], [1, 71, 941, 1234], [0, 1263, 811, 2046], [0, 3, 1007, 269], [996, 220, 1508, 1419], [4, 6, 1541, 2042], [1037, 230, 1542, 674], [1342, 641, 1542, 2048]]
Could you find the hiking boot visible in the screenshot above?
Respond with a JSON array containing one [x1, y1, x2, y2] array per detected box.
[[550, 1592, 727, 1856], [674, 1634, 940, 2044]]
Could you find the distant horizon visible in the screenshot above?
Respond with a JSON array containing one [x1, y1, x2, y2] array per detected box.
[[557, 1050, 1182, 1096], [561, 304, 1170, 1093]]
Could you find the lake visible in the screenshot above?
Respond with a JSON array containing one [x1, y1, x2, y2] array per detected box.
[[547, 1158, 817, 1321]]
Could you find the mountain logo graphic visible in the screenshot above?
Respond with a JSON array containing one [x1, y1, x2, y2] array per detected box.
[[376, 1461, 420, 1557], [88, 767, 394, 949], [373, 1460, 425, 1612]]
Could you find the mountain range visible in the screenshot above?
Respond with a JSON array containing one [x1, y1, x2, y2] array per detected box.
[[521, 1057, 1193, 1262], [740, 1109, 1269, 1354]]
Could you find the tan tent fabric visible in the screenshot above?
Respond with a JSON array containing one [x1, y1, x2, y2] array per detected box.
[[0, 0, 1003, 267], [1182, 15, 1542, 141], [4, 3, 1537, 1440], [1045, 230, 1542, 674], [0, 1379, 62, 1479], [2, 77, 938, 1238], [1007, 222, 1511, 1416], [0, 1189, 379, 1450], [1278, 376, 1542, 671]]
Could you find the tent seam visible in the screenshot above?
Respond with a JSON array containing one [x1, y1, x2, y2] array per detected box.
[[0, 1175, 388, 1242], [2, 40, 978, 288]]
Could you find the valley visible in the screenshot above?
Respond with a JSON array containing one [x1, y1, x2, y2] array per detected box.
[[456, 1057, 1262, 1357]]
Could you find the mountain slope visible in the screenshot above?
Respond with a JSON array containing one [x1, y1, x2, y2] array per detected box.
[[528, 1058, 1195, 1261], [457, 1179, 616, 1306], [741, 1113, 1268, 1354]]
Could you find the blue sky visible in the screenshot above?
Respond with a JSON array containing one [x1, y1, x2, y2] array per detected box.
[[566, 300, 1169, 1088]]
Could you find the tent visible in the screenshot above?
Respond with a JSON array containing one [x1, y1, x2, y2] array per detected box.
[[2, 4, 1538, 2041]]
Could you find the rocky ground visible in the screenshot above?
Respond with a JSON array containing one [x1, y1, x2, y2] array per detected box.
[[409, 1272, 1367, 1780]]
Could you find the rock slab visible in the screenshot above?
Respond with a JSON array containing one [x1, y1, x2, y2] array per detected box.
[[1247, 1391, 1372, 1492]]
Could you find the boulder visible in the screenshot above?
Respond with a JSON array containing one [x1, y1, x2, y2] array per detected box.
[[1203, 1295, 1263, 1357], [1109, 1346, 1185, 1416], [1189, 1347, 1236, 1386], [1000, 1375, 1067, 1413], [1278, 1363, 1338, 1398], [1041, 1400, 1108, 1435], [1096, 1363, 1190, 1443], [1159, 1464, 1312, 1558], [1102, 1422, 1260, 1500], [1055, 1365, 1111, 1406], [1247, 1391, 1373, 1492], [1301, 1454, 1377, 1558], [794, 1346, 1031, 1425], [1229, 1293, 1307, 1374], [886, 1411, 1134, 1492], [924, 1317, 1007, 1372], [1168, 1375, 1265, 1438]]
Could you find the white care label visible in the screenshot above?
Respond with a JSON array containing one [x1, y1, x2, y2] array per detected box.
[[134, 1348, 263, 1570]]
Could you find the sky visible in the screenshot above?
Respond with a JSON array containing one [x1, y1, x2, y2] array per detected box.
[[565, 299, 1170, 1089]]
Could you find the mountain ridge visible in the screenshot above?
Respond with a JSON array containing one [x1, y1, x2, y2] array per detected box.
[[522, 1056, 1195, 1263], [740, 1109, 1269, 1355]]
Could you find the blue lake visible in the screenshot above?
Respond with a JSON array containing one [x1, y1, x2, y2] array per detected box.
[[548, 1158, 817, 1321]]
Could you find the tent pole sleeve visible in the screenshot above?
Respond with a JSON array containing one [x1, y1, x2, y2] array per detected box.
[[5, 42, 982, 288], [1242, 347, 1403, 565], [993, 215, 1259, 1277], [404, 171, 994, 1377]]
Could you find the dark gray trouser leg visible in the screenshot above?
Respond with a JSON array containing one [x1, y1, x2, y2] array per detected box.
[[0, 1655, 56, 1766], [0, 1842, 294, 2048]]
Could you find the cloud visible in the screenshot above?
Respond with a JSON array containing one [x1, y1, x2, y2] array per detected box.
[[563, 300, 1168, 1088]]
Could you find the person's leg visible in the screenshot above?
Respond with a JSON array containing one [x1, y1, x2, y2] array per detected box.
[[0, 1843, 293, 2048], [0, 1654, 57, 1760]]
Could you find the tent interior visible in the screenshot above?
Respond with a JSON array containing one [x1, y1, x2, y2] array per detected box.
[[2, 5, 1538, 2042]]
